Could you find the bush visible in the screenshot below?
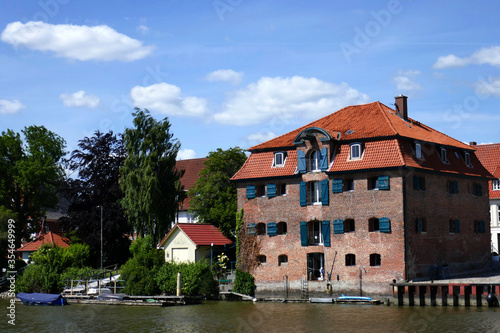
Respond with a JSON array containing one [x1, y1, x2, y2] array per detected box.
[[233, 269, 255, 296], [156, 261, 218, 297], [121, 236, 164, 295]]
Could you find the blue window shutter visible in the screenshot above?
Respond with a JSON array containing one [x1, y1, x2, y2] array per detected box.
[[452, 180, 458, 194], [333, 219, 344, 234], [413, 175, 420, 190], [298, 150, 306, 173], [320, 147, 328, 171], [300, 181, 307, 206], [416, 218, 423, 233], [300, 222, 308, 246], [332, 179, 343, 193], [379, 217, 391, 233], [247, 223, 256, 236], [321, 179, 329, 205], [378, 175, 390, 190], [454, 219, 460, 233], [267, 222, 277, 236], [267, 184, 277, 198], [322, 220, 331, 247], [246, 185, 256, 199]]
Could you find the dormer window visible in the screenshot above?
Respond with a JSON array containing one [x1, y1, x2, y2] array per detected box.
[[273, 151, 287, 167], [415, 142, 422, 159], [309, 150, 321, 171], [440, 148, 448, 164], [350, 143, 362, 160], [464, 152, 471, 167]]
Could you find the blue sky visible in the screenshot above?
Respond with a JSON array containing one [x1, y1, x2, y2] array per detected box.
[[2, 0, 500, 161]]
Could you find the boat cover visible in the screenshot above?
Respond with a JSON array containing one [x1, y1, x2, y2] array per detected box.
[[17, 293, 67, 305]]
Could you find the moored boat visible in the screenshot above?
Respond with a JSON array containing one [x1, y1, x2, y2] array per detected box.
[[17, 293, 67, 305]]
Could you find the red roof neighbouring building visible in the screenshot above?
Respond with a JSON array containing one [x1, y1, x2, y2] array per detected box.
[[473, 143, 500, 199], [176, 158, 208, 211], [158, 223, 232, 248], [17, 232, 70, 253]]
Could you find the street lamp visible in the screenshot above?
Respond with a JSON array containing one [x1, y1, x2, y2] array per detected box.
[[99, 205, 103, 270]]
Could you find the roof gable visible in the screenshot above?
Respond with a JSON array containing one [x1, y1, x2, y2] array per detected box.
[[17, 232, 70, 252], [176, 157, 208, 211], [158, 223, 232, 248]]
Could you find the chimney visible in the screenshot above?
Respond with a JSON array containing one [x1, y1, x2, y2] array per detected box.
[[469, 141, 477, 146], [394, 95, 408, 120]]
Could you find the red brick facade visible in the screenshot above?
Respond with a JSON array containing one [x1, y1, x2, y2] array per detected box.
[[233, 98, 492, 297]]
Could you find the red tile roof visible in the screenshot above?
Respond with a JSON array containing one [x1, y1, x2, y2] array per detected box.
[[473, 143, 500, 199], [176, 158, 208, 210], [249, 102, 472, 151], [17, 232, 70, 252], [158, 223, 233, 247], [231, 101, 492, 181]]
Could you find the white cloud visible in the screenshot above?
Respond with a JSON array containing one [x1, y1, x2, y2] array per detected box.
[[137, 25, 149, 34], [393, 70, 422, 91], [60, 90, 100, 108], [177, 149, 197, 160], [1, 21, 154, 62], [0, 99, 25, 115], [213, 76, 369, 126], [246, 131, 278, 143], [130, 83, 208, 117], [205, 69, 244, 85], [475, 76, 500, 97], [433, 46, 500, 69]]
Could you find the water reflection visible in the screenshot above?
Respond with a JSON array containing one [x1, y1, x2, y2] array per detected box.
[[2, 299, 499, 332]]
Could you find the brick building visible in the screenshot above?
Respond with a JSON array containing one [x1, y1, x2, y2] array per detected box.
[[231, 96, 492, 297], [473, 143, 500, 255]]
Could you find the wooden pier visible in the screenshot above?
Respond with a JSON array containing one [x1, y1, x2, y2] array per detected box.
[[64, 294, 202, 306], [391, 283, 500, 307]]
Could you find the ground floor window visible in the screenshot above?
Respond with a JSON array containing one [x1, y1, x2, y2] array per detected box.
[[257, 255, 266, 264], [278, 254, 288, 266], [345, 253, 356, 266], [370, 253, 381, 266], [307, 252, 324, 281]]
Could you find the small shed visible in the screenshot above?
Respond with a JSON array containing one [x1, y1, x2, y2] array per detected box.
[[17, 232, 71, 263], [157, 223, 232, 263]]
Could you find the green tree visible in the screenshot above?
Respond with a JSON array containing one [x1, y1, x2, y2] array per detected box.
[[120, 109, 184, 243], [60, 131, 130, 266], [0, 126, 66, 246], [187, 147, 247, 239], [120, 236, 164, 295]]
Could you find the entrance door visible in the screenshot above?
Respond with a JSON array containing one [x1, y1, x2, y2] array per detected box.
[[307, 253, 324, 281]]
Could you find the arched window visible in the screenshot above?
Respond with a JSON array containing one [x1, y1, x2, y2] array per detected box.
[[345, 253, 356, 266], [278, 254, 288, 266], [256, 223, 266, 235], [257, 255, 266, 264], [344, 219, 355, 232], [370, 253, 381, 266], [277, 222, 287, 235]]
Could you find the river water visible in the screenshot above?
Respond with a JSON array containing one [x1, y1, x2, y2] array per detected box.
[[1, 299, 499, 332]]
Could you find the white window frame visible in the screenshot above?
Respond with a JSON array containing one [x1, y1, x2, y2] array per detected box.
[[309, 181, 322, 205], [350, 143, 361, 160], [415, 142, 422, 159], [309, 150, 321, 171], [464, 152, 471, 167], [440, 148, 448, 163], [273, 151, 286, 167], [493, 179, 500, 191]]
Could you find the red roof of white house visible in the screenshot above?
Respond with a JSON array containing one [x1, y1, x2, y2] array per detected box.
[[232, 101, 492, 181], [17, 232, 70, 252], [158, 223, 232, 247], [473, 143, 500, 199], [176, 158, 208, 211]]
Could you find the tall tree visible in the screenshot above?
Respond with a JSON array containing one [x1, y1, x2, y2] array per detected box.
[[120, 108, 184, 243], [187, 147, 247, 239], [60, 131, 130, 266], [0, 126, 66, 246]]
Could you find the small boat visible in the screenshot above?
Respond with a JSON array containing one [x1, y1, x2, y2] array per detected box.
[[337, 294, 372, 301], [17, 293, 67, 305]]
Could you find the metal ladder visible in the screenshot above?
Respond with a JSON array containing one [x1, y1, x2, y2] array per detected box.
[[301, 279, 309, 300]]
